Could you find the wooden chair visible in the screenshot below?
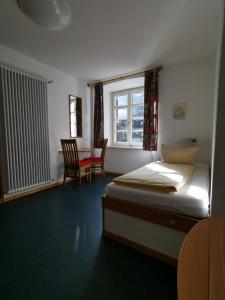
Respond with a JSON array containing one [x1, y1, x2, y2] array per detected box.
[[84, 138, 108, 176], [61, 139, 92, 184]]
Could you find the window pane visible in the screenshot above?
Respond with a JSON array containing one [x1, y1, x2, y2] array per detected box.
[[70, 112, 77, 137], [132, 91, 144, 104], [116, 131, 127, 142], [116, 120, 128, 130], [132, 105, 144, 117], [70, 100, 75, 112], [71, 112, 76, 123], [114, 94, 128, 106], [132, 119, 144, 130], [114, 108, 128, 120], [132, 131, 143, 143], [71, 123, 77, 137]]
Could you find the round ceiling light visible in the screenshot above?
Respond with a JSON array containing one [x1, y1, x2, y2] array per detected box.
[[17, 0, 72, 31]]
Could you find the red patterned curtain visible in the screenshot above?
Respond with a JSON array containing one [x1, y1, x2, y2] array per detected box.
[[94, 83, 104, 148], [143, 70, 159, 151]]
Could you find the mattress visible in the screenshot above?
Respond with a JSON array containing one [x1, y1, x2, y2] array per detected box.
[[105, 163, 210, 218]]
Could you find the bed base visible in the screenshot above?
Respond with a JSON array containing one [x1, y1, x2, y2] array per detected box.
[[103, 230, 178, 266], [102, 194, 203, 265]]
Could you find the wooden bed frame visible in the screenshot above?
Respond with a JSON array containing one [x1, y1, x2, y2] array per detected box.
[[102, 194, 203, 266]]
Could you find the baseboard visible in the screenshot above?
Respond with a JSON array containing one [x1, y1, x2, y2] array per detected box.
[[103, 230, 178, 267], [1, 179, 69, 204]]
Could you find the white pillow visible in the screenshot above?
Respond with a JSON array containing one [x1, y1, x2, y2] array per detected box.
[[161, 144, 199, 164]]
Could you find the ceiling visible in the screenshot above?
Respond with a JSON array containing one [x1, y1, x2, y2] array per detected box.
[[0, 0, 222, 81]]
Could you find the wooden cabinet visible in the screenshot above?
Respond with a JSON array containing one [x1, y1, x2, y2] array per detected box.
[[177, 218, 225, 300], [177, 219, 209, 300], [209, 218, 225, 299]]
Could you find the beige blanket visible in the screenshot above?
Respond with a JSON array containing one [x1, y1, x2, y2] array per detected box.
[[113, 162, 194, 193]]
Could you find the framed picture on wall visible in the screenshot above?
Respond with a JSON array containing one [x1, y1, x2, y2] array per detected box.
[[173, 103, 187, 120]]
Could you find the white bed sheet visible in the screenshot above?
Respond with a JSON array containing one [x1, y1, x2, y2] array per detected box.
[[105, 163, 210, 218]]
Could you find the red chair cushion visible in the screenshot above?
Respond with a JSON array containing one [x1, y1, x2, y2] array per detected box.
[[83, 157, 103, 163], [80, 159, 92, 167]]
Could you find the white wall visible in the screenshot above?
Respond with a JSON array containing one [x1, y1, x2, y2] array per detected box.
[[0, 44, 89, 180], [103, 57, 215, 174], [159, 56, 215, 163]]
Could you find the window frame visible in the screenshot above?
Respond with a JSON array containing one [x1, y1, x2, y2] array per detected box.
[[111, 86, 144, 148]]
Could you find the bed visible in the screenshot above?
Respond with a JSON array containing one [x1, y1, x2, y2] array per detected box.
[[102, 163, 210, 265]]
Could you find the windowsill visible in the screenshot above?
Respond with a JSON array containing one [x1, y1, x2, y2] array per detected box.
[[108, 145, 143, 150]]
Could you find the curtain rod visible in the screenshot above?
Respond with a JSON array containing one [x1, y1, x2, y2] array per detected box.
[[87, 65, 162, 87]]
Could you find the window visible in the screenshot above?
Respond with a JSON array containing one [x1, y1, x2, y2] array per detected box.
[[69, 95, 82, 138], [112, 87, 144, 147]]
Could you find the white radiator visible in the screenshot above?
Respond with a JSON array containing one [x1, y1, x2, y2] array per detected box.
[[0, 64, 50, 194]]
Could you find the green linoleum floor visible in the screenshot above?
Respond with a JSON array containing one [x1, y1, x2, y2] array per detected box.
[[0, 176, 177, 300]]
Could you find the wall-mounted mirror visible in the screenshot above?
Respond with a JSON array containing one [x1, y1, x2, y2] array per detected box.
[[69, 95, 82, 137]]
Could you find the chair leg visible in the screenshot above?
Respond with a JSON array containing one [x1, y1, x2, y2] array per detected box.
[[84, 167, 89, 182], [86, 168, 89, 182], [63, 174, 66, 185], [101, 164, 105, 176], [78, 170, 81, 184], [89, 167, 91, 182]]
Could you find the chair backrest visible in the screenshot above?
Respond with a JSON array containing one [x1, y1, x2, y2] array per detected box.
[[61, 139, 80, 168], [101, 138, 108, 160]]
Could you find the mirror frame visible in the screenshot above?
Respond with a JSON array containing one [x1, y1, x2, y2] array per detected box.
[[69, 95, 82, 138]]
